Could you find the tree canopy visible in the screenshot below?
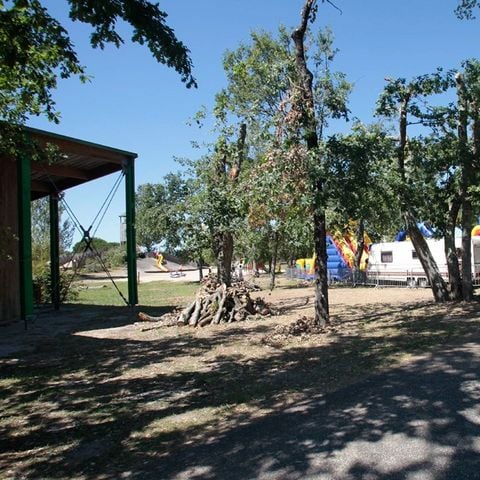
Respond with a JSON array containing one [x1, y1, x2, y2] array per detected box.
[[0, 0, 195, 130]]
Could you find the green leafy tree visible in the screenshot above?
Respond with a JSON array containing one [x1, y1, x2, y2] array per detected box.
[[66, 0, 195, 87], [455, 0, 480, 18], [135, 183, 165, 251], [31, 196, 74, 275], [407, 133, 464, 300], [376, 60, 480, 301], [288, 0, 352, 326], [0, 0, 195, 160], [216, 28, 297, 289], [450, 62, 480, 300], [72, 236, 111, 253], [136, 172, 190, 252], [312, 26, 351, 140], [200, 125, 247, 286], [0, 0, 194, 124], [376, 72, 454, 302], [219, 27, 295, 149], [323, 123, 400, 274], [216, 12, 351, 299], [1, 0, 196, 261]]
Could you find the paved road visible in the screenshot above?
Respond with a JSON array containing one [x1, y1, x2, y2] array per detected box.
[[153, 340, 480, 480]]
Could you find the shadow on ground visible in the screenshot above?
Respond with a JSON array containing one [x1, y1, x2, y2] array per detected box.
[[0, 300, 479, 479]]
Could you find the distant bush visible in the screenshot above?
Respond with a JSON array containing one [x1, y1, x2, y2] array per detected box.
[[33, 266, 78, 304], [104, 245, 127, 269]]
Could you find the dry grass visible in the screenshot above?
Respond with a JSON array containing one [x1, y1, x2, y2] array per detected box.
[[1, 279, 480, 479]]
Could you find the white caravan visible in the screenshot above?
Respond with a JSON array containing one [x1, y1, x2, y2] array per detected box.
[[367, 237, 480, 286]]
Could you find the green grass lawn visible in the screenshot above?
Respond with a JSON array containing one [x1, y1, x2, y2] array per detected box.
[[74, 280, 198, 307]]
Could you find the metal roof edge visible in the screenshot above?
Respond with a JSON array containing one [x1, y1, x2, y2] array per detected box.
[[24, 125, 138, 159]]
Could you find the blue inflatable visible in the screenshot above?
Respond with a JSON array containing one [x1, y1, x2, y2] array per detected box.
[[326, 235, 350, 280], [395, 222, 434, 241]]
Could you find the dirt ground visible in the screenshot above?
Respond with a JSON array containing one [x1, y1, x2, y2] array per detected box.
[[1, 281, 480, 479], [0, 280, 434, 358]]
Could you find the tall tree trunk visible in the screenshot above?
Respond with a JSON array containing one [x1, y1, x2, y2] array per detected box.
[[461, 202, 474, 300], [197, 256, 204, 282], [457, 72, 474, 301], [353, 218, 365, 283], [223, 232, 234, 285], [213, 123, 247, 287], [313, 208, 330, 322], [292, 0, 329, 326], [444, 198, 462, 300], [396, 94, 450, 302], [405, 212, 450, 301], [270, 230, 279, 290], [213, 232, 230, 285]]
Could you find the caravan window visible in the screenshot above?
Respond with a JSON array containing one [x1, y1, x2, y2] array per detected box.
[[412, 250, 418, 259], [381, 251, 393, 263]]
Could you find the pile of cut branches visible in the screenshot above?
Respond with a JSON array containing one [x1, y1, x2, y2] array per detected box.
[[261, 316, 333, 345], [138, 276, 271, 327]]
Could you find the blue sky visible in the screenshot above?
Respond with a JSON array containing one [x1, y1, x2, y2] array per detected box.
[[28, 0, 480, 243]]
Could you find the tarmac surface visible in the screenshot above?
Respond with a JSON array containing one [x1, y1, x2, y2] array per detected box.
[[79, 257, 208, 284], [157, 338, 480, 480]]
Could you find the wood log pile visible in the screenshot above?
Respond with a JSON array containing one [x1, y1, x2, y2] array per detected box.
[[137, 276, 272, 327]]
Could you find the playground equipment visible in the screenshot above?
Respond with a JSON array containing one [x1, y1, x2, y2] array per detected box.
[[156, 253, 169, 272], [295, 228, 371, 281], [394, 222, 434, 241]]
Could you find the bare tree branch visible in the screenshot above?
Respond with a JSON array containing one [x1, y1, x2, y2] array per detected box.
[[325, 0, 343, 15]]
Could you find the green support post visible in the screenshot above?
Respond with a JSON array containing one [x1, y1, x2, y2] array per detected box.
[[49, 193, 60, 309], [18, 155, 33, 322], [125, 157, 138, 306]]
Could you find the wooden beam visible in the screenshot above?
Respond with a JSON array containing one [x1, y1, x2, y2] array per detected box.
[[18, 155, 33, 322], [32, 134, 128, 165], [31, 162, 90, 180], [31, 180, 52, 194]]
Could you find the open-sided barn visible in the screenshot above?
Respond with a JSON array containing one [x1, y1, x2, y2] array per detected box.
[[0, 127, 138, 323]]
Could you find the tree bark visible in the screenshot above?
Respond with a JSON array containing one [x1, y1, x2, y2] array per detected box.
[[313, 208, 330, 323], [270, 230, 279, 290], [457, 72, 474, 301], [405, 212, 450, 301], [213, 123, 247, 287], [461, 202, 474, 300], [396, 91, 450, 302], [444, 197, 462, 300], [213, 231, 230, 286], [353, 218, 365, 283], [197, 257, 204, 281], [292, 0, 329, 326]]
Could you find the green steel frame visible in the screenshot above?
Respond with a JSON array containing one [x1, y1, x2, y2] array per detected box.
[[13, 127, 139, 321], [49, 193, 60, 310], [125, 157, 138, 306]]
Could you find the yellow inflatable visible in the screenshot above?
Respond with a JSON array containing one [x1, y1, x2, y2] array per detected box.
[[472, 225, 480, 237]]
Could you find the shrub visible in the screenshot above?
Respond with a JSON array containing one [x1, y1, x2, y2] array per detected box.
[[104, 245, 127, 269], [33, 266, 78, 304]]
